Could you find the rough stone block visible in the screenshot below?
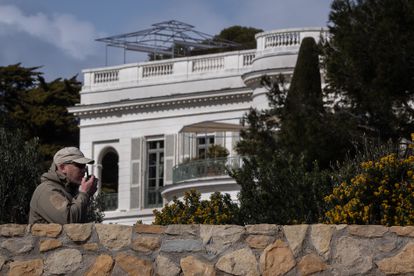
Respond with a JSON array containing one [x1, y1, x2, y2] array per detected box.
[[1, 238, 33, 254], [283, 224, 308, 255], [155, 255, 181, 276], [45, 249, 82, 274], [135, 224, 166, 234], [166, 224, 199, 236], [246, 235, 275, 249], [333, 236, 373, 275], [39, 239, 62, 252], [376, 242, 414, 274], [180, 256, 215, 276], [245, 224, 278, 235], [85, 254, 114, 276], [31, 224, 62, 237], [259, 240, 295, 276], [0, 224, 27, 237], [298, 253, 328, 276], [95, 224, 132, 250], [348, 225, 388, 238], [161, 239, 203, 253], [8, 259, 43, 276], [390, 226, 414, 237], [64, 223, 92, 241], [131, 236, 161, 252], [216, 247, 259, 276], [115, 253, 153, 276], [200, 225, 244, 255], [83, 242, 99, 251], [310, 224, 335, 257]]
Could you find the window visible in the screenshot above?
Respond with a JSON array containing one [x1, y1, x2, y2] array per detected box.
[[101, 150, 118, 211], [197, 135, 215, 158], [145, 140, 164, 207]]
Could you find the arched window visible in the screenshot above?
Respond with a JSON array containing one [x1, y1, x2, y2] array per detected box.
[[100, 149, 119, 211]]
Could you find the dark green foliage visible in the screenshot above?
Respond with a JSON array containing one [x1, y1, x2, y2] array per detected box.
[[323, 0, 414, 140], [232, 73, 333, 224], [215, 25, 263, 50], [0, 128, 43, 224], [279, 37, 354, 169], [86, 192, 106, 223], [153, 190, 240, 225], [19, 76, 81, 161], [0, 64, 81, 163], [231, 151, 332, 224], [330, 138, 400, 189], [279, 37, 325, 167], [0, 64, 40, 127], [206, 144, 229, 158], [232, 38, 353, 224], [149, 26, 262, 60], [190, 26, 263, 56], [0, 64, 104, 222]]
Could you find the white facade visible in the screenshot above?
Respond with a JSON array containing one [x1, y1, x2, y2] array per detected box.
[[69, 27, 327, 225]]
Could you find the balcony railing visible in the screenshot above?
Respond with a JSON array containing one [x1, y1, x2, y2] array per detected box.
[[255, 27, 329, 52], [102, 192, 118, 211], [173, 156, 242, 183]]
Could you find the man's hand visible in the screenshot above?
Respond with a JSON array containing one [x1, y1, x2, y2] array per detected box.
[[80, 175, 98, 196]]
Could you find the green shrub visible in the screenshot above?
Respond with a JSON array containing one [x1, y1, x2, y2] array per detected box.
[[232, 151, 332, 225], [206, 144, 229, 158], [153, 190, 240, 225], [0, 128, 43, 223], [324, 139, 414, 225]]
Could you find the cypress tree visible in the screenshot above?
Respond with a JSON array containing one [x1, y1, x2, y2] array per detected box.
[[278, 37, 330, 168]]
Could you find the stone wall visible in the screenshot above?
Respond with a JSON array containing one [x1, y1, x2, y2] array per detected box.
[[1, 224, 414, 275]]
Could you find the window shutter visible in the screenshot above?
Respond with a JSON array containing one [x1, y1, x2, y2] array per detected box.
[[164, 134, 176, 185], [215, 132, 224, 146], [130, 137, 142, 209]]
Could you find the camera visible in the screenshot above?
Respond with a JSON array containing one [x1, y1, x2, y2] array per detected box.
[[85, 168, 98, 186]]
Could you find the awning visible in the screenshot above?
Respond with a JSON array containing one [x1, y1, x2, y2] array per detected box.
[[179, 121, 245, 133]]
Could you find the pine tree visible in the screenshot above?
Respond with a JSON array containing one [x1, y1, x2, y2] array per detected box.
[[323, 0, 414, 140], [1, 63, 81, 162]]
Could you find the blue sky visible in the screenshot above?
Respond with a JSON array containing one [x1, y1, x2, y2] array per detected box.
[[0, 0, 332, 81]]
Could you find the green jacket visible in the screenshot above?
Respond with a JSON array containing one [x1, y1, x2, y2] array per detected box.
[[29, 164, 90, 224]]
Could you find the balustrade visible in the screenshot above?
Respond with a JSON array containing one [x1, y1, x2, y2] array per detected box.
[[243, 53, 255, 66], [264, 31, 301, 48], [93, 70, 119, 83], [192, 57, 224, 72], [142, 63, 173, 78]]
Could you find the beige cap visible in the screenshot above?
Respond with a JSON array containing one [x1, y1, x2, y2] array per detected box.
[[53, 147, 94, 165]]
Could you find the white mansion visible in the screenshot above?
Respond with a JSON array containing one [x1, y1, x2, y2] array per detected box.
[[69, 26, 327, 225]]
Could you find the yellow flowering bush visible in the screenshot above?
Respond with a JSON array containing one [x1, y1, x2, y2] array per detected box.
[[324, 153, 414, 225], [153, 190, 240, 225]]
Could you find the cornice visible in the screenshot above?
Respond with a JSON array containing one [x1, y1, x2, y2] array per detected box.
[[69, 90, 252, 118]]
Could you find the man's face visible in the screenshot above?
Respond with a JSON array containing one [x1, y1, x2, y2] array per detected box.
[[60, 162, 86, 185]]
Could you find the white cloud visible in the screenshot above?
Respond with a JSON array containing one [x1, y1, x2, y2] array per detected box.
[[0, 4, 100, 60]]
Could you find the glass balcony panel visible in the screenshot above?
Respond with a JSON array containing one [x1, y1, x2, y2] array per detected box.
[[173, 156, 242, 183], [102, 192, 118, 211], [145, 187, 162, 207]]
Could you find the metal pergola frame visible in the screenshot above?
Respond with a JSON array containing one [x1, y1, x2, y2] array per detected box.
[[96, 20, 240, 62]]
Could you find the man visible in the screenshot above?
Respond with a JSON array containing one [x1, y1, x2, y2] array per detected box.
[[29, 147, 98, 224]]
